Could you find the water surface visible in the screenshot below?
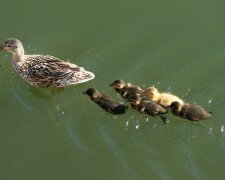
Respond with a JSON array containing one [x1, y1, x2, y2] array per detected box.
[[0, 0, 225, 179]]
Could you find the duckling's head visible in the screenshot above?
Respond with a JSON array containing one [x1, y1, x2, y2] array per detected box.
[[83, 88, 100, 99], [127, 95, 141, 105], [109, 79, 126, 89], [170, 101, 182, 111], [0, 38, 24, 57], [145, 87, 159, 98]]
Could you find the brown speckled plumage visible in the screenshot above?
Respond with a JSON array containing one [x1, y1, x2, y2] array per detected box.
[[0, 38, 95, 88]]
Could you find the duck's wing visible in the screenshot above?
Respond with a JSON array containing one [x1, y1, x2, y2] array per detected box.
[[24, 55, 95, 87]]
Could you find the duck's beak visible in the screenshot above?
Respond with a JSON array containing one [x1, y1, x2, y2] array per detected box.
[[109, 83, 114, 87]]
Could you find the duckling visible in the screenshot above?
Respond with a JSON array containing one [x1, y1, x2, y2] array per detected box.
[[145, 87, 184, 107], [109, 79, 145, 100], [0, 38, 95, 88], [83, 88, 128, 115], [170, 101, 212, 121], [127, 94, 169, 124]]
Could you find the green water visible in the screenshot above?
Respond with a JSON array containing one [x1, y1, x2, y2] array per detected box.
[[0, 0, 225, 179]]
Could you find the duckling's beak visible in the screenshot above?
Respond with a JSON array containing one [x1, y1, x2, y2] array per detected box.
[[109, 83, 114, 87]]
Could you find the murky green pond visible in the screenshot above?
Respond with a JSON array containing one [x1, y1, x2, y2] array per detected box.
[[0, 0, 225, 179]]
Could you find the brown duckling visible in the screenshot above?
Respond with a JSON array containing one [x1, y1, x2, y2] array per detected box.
[[109, 79, 145, 100], [145, 87, 184, 108], [83, 88, 128, 115], [170, 101, 212, 121], [127, 94, 169, 124]]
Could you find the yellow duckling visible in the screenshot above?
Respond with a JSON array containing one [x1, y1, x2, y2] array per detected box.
[[0, 38, 95, 88], [145, 87, 184, 107], [170, 101, 212, 121]]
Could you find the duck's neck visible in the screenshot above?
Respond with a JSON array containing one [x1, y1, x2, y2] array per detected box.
[[11, 48, 25, 62]]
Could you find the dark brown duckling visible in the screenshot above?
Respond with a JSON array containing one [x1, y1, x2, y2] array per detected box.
[[127, 95, 169, 124], [83, 88, 128, 115], [109, 79, 145, 100], [170, 101, 212, 121]]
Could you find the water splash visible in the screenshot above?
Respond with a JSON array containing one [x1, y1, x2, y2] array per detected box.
[[208, 128, 213, 135], [125, 121, 129, 127], [135, 121, 140, 130], [56, 104, 60, 111], [221, 125, 224, 133]]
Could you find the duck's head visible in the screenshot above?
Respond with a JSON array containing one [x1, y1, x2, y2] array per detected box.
[[0, 38, 24, 57], [83, 88, 100, 99], [109, 79, 126, 89], [170, 101, 182, 111], [127, 94, 141, 105], [145, 87, 159, 98]]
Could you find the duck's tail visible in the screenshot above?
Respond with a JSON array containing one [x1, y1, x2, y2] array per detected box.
[[73, 70, 95, 84]]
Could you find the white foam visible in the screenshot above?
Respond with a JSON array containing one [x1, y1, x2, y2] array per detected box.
[[136, 121, 140, 129], [221, 126, 224, 133]]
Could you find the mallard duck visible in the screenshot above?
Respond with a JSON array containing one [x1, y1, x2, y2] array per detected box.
[[0, 38, 95, 88], [109, 79, 145, 100], [127, 94, 169, 124], [83, 88, 128, 114], [145, 87, 184, 107], [170, 101, 212, 121]]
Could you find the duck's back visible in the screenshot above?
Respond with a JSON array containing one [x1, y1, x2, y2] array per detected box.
[[12, 55, 95, 88]]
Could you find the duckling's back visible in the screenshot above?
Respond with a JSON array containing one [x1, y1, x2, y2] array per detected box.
[[158, 93, 184, 107], [143, 100, 168, 115], [94, 95, 128, 114], [183, 104, 212, 120]]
